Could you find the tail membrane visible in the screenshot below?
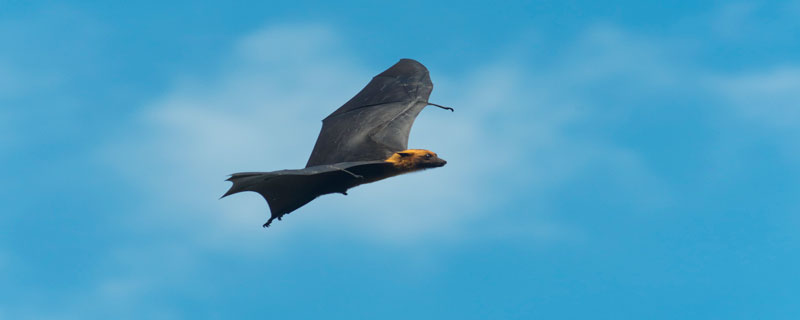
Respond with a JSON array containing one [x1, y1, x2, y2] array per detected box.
[[221, 161, 398, 227], [221, 172, 271, 199]]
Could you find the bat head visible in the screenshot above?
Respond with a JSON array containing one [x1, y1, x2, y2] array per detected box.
[[386, 149, 447, 170]]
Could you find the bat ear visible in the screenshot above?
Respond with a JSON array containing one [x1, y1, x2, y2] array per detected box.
[[397, 152, 413, 157]]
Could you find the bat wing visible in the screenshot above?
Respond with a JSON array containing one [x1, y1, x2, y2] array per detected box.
[[222, 161, 395, 227], [305, 59, 437, 167]]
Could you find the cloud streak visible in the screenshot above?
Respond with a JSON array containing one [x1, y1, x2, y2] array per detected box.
[[104, 19, 800, 250], [10, 8, 800, 319], [104, 24, 643, 247]]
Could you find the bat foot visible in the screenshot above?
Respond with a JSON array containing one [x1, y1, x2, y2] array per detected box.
[[263, 217, 277, 228]]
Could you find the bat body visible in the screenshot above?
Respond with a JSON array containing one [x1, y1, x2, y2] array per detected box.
[[222, 59, 450, 228]]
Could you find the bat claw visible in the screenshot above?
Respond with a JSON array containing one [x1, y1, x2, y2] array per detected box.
[[427, 102, 454, 112]]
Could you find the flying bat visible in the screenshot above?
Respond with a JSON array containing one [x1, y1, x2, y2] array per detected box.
[[221, 59, 452, 228]]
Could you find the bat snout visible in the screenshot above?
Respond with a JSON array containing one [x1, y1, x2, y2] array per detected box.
[[417, 156, 447, 169]]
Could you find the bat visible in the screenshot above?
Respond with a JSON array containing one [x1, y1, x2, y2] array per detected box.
[[221, 59, 452, 228]]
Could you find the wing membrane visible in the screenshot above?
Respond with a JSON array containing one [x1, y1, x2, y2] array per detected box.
[[305, 59, 434, 167]]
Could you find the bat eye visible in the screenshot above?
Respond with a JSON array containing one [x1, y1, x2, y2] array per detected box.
[[425, 154, 432, 160]]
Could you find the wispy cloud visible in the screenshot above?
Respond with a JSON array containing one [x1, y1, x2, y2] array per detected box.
[[10, 7, 800, 320], [710, 2, 760, 40], [102, 17, 800, 256], [4, 1, 800, 318], [104, 24, 642, 246], [713, 67, 800, 129]]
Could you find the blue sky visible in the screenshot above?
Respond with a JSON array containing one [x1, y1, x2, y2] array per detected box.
[[2, 1, 800, 319]]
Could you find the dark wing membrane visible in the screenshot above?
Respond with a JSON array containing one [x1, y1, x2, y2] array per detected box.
[[305, 59, 434, 167], [222, 161, 395, 225]]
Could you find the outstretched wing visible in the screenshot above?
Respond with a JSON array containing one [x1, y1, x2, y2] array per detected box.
[[305, 59, 435, 167]]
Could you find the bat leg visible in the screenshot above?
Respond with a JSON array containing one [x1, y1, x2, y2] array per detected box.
[[328, 165, 363, 179]]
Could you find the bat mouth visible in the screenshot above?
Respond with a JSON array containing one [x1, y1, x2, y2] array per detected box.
[[428, 159, 447, 168]]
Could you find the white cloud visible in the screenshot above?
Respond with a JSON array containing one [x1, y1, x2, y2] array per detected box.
[[710, 2, 759, 40], [712, 66, 800, 129], [83, 21, 800, 320], [9, 3, 800, 317], [703, 66, 800, 167], [102, 23, 676, 248]]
